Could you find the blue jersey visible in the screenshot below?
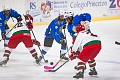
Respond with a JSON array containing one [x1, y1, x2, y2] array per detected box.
[[67, 23, 75, 37], [45, 18, 66, 43], [0, 9, 21, 32], [67, 13, 91, 37]]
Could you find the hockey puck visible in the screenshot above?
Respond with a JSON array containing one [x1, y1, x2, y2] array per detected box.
[[50, 62, 54, 65], [45, 60, 48, 63]]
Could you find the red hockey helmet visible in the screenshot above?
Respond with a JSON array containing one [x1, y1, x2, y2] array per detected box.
[[76, 24, 85, 33]]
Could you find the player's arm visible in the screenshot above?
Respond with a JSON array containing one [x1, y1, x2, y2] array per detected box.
[[72, 32, 85, 52], [45, 20, 54, 36], [0, 19, 7, 40], [10, 9, 22, 22]]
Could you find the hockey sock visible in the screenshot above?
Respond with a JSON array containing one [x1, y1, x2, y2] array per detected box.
[[3, 47, 12, 59], [88, 60, 96, 70], [28, 47, 38, 58], [76, 62, 86, 71]]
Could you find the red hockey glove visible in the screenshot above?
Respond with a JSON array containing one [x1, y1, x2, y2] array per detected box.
[[27, 22, 33, 30], [32, 39, 41, 46], [24, 14, 33, 22], [27, 14, 33, 22], [76, 24, 85, 33], [69, 51, 80, 60]]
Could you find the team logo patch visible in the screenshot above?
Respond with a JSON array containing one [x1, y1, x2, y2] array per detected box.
[[4, 20, 8, 24], [59, 27, 62, 32]]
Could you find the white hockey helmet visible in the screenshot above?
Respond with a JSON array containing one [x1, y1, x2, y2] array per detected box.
[[64, 11, 74, 18], [2, 5, 11, 11], [59, 10, 65, 16]]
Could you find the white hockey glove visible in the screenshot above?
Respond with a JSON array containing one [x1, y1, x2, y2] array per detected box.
[[80, 21, 90, 31]]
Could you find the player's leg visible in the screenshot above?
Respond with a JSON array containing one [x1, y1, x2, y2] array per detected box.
[[0, 38, 20, 66], [4, 24, 11, 47], [39, 38, 54, 62], [78, 45, 101, 77], [22, 36, 40, 65], [60, 34, 69, 60], [88, 45, 101, 76], [73, 61, 86, 80]]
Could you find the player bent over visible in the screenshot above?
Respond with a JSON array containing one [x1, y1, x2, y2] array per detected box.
[[0, 5, 22, 48], [0, 14, 41, 66], [69, 25, 102, 80], [65, 11, 92, 44], [39, 10, 69, 62]]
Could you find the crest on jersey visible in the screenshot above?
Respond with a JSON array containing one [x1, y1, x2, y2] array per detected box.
[[4, 20, 8, 24]]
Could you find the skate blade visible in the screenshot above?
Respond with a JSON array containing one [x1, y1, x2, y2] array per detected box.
[[0, 64, 6, 67], [34, 63, 42, 66], [73, 78, 83, 80], [90, 75, 99, 78]]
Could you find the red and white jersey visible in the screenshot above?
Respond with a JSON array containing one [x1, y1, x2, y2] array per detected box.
[[72, 31, 101, 52], [11, 23, 31, 39]]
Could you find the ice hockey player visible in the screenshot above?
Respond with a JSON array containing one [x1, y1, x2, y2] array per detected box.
[[65, 11, 91, 44], [0, 14, 41, 66], [69, 24, 102, 80], [39, 10, 69, 62], [0, 5, 22, 47]]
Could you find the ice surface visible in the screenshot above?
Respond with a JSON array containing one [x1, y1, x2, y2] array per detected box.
[[0, 20, 120, 80]]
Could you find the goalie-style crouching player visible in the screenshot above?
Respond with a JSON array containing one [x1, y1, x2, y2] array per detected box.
[[0, 14, 41, 66], [69, 25, 102, 80], [39, 11, 69, 62]]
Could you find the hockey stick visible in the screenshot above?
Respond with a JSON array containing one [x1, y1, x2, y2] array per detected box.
[[63, 29, 69, 50], [44, 47, 70, 70], [115, 41, 120, 45], [0, 23, 18, 42], [31, 30, 48, 63], [44, 59, 69, 72]]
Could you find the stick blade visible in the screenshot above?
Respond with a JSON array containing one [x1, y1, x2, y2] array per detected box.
[[44, 66, 54, 70], [115, 41, 120, 45], [44, 69, 56, 72]]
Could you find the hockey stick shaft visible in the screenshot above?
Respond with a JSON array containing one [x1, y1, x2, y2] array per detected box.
[[44, 59, 69, 72], [31, 30, 48, 62], [44, 47, 70, 70]]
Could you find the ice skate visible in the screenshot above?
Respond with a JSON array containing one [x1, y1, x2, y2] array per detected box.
[[4, 43, 8, 47], [60, 54, 69, 60], [35, 56, 41, 65], [89, 67, 98, 78], [39, 56, 43, 62], [0, 58, 9, 67], [60, 50, 69, 60], [73, 72, 84, 80]]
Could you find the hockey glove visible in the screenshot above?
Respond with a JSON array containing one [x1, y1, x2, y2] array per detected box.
[[27, 22, 33, 30], [32, 39, 41, 46], [60, 39, 66, 46], [62, 25, 66, 29], [1, 32, 6, 40], [69, 51, 80, 60], [76, 24, 85, 33], [26, 14, 33, 22], [16, 16, 22, 22]]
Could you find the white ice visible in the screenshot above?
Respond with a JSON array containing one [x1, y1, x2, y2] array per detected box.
[[0, 20, 120, 80]]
